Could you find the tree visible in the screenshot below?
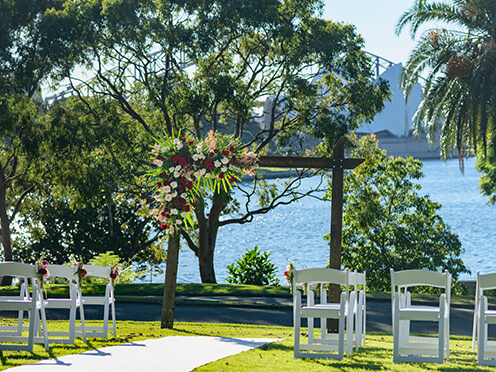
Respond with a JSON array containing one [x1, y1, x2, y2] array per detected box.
[[51, 0, 389, 283], [396, 0, 496, 201], [327, 134, 469, 292], [0, 1, 102, 282], [12, 95, 167, 272]]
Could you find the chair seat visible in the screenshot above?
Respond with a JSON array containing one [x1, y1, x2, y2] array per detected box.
[[399, 305, 441, 321]]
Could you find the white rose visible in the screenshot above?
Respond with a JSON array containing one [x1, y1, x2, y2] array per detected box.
[[154, 159, 163, 167], [175, 165, 181, 171], [214, 160, 221, 168], [176, 143, 183, 150], [221, 167, 227, 173], [174, 171, 180, 178], [200, 169, 206, 176], [194, 171, 202, 178], [199, 153, 206, 160], [169, 167, 175, 173], [181, 193, 188, 198], [165, 194, 173, 202], [173, 139, 181, 145], [176, 219, 183, 225], [221, 157, 229, 165], [161, 146, 167, 152], [171, 181, 178, 188], [171, 209, 178, 215], [180, 212, 187, 218], [163, 186, 171, 193], [196, 145, 202, 152], [171, 191, 177, 197], [193, 154, 199, 161]]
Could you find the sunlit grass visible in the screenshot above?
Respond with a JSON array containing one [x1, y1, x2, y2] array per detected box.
[[0, 320, 492, 371]]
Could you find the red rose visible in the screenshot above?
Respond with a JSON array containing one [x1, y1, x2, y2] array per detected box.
[[160, 211, 166, 217], [209, 152, 215, 158], [173, 199, 181, 207], [180, 176, 187, 184], [184, 205, 191, 212], [180, 136, 186, 142], [188, 140, 195, 146], [156, 181, 162, 188], [219, 172, 225, 179], [229, 145, 235, 152], [164, 207, 170, 213], [170, 154, 180, 163], [81, 269, 87, 277], [230, 155, 238, 164], [160, 223, 169, 230], [186, 181, 194, 190], [214, 149, 219, 153], [165, 213, 170, 219], [159, 172, 167, 178], [178, 184, 185, 193], [39, 268, 48, 275], [180, 198, 187, 205], [229, 176, 238, 183], [178, 157, 187, 166], [163, 180, 170, 186], [207, 163, 214, 171], [222, 150, 229, 156]]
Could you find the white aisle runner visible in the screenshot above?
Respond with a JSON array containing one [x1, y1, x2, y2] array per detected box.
[[9, 336, 283, 372]]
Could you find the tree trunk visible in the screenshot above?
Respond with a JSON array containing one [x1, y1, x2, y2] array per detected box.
[[195, 194, 227, 283], [161, 235, 180, 329]]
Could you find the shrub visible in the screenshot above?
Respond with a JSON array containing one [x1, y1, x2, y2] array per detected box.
[[226, 246, 280, 286]]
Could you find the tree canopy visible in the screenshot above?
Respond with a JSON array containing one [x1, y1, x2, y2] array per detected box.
[[328, 134, 469, 292], [397, 0, 496, 201]]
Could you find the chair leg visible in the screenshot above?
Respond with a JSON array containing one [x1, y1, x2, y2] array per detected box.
[[111, 301, 117, 337], [103, 302, 110, 339], [393, 297, 400, 362], [68, 307, 76, 344], [79, 304, 86, 342], [479, 310, 485, 365]]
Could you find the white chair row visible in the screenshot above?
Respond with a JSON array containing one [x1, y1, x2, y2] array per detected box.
[[293, 268, 366, 360], [0, 262, 116, 352]]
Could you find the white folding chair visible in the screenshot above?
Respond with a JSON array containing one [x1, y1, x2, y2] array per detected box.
[[293, 268, 353, 359], [391, 269, 451, 363], [0, 262, 49, 352], [77, 264, 116, 339], [472, 271, 496, 366], [44, 264, 86, 344], [350, 270, 366, 350]]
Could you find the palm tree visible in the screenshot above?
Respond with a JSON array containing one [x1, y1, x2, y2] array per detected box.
[[396, 0, 496, 166]]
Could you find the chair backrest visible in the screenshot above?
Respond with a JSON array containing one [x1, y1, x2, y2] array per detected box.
[[475, 271, 496, 305], [390, 269, 451, 304], [83, 265, 111, 278], [46, 264, 77, 280], [293, 268, 349, 298], [349, 270, 366, 290], [0, 262, 37, 279]]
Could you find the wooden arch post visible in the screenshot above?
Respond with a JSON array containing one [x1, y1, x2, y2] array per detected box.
[[259, 136, 364, 331]]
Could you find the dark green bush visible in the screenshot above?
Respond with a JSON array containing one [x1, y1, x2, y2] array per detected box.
[[226, 246, 280, 286]]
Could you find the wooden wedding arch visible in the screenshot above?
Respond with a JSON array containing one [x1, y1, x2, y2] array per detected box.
[[161, 136, 364, 329]]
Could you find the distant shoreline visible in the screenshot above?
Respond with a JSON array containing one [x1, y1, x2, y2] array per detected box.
[[242, 169, 305, 181]]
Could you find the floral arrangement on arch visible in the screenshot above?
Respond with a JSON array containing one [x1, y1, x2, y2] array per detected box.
[[149, 130, 258, 235]]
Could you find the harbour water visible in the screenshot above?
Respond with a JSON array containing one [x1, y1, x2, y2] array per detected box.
[[144, 157, 496, 284]]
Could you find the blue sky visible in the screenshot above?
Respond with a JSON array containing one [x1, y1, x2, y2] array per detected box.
[[323, 1, 421, 65]]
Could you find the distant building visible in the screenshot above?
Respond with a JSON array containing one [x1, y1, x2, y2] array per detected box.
[[355, 63, 441, 159]]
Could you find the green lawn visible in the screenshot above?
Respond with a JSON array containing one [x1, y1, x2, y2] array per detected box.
[[0, 320, 491, 371]]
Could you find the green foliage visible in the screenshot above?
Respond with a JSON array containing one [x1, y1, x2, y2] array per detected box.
[[86, 251, 142, 284], [325, 135, 469, 292], [226, 246, 280, 286]]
